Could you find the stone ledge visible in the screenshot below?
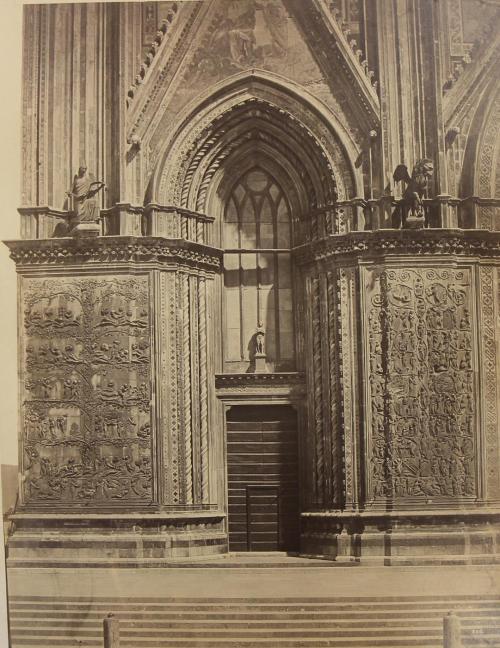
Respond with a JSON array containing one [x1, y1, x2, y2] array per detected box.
[[293, 228, 500, 264], [4, 236, 223, 270]]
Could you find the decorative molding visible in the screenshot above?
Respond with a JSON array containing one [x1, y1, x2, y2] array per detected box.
[[311, 275, 324, 506], [127, 5, 180, 108], [126, 1, 208, 138], [327, 270, 342, 507], [215, 372, 305, 389], [6, 237, 223, 272], [215, 373, 306, 401], [476, 91, 500, 229], [198, 278, 209, 504], [283, 0, 379, 131], [159, 96, 351, 208], [479, 266, 499, 500], [339, 267, 355, 506], [293, 230, 500, 266], [154, 77, 359, 207], [181, 273, 193, 505]]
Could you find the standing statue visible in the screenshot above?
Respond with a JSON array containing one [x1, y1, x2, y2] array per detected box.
[[68, 164, 105, 225], [255, 324, 266, 357], [392, 159, 434, 229], [252, 323, 267, 373]]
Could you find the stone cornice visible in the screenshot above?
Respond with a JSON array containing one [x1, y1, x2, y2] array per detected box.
[[4, 236, 223, 271], [215, 372, 305, 387], [293, 229, 500, 265], [215, 372, 306, 399]]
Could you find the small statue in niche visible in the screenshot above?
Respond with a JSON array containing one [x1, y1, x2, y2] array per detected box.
[[252, 323, 268, 373], [67, 163, 105, 233], [392, 159, 434, 229], [255, 323, 266, 357]]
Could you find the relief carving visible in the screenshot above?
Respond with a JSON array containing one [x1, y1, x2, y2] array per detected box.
[[366, 268, 476, 500], [21, 276, 153, 505]]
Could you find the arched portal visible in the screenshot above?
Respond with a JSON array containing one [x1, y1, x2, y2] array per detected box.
[[151, 72, 360, 215], [148, 74, 359, 552]]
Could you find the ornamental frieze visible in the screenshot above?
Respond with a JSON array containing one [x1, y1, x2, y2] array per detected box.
[[6, 236, 223, 271], [21, 275, 153, 506], [293, 229, 500, 265]]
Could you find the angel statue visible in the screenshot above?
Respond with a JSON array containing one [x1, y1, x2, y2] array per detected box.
[[68, 163, 106, 226], [391, 159, 434, 229]]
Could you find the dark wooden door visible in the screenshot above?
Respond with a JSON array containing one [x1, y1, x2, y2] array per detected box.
[[226, 405, 299, 552]]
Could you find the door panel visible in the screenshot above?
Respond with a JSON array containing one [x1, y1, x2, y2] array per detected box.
[[226, 405, 299, 552]]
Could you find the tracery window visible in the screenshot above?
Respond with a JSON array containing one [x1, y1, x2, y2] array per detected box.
[[223, 168, 295, 372]]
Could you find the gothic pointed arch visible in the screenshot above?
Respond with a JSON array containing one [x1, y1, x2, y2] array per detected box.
[[149, 70, 361, 221]]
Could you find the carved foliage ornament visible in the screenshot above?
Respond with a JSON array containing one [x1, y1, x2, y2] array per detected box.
[[366, 268, 476, 500], [21, 276, 153, 505]]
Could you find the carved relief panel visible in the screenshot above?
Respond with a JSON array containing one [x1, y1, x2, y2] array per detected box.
[[364, 267, 477, 502], [21, 275, 153, 506]]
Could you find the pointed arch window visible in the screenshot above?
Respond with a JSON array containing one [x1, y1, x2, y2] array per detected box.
[[223, 168, 295, 372]]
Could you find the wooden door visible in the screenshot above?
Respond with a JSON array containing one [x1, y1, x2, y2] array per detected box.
[[226, 405, 299, 552]]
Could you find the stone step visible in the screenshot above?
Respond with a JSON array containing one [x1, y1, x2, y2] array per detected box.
[[8, 595, 500, 648], [9, 594, 500, 606], [9, 599, 500, 609], [9, 610, 500, 621], [10, 618, 495, 629], [5, 638, 464, 648]]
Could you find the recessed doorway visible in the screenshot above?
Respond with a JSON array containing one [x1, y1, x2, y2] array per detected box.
[[226, 405, 299, 552]]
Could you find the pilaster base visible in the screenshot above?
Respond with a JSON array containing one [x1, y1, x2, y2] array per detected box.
[[6, 511, 228, 567], [300, 510, 500, 565]]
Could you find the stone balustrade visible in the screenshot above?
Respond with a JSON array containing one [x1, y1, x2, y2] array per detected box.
[[18, 196, 499, 243]]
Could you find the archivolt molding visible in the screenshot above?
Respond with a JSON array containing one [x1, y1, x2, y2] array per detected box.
[[150, 71, 361, 207], [185, 113, 329, 214], [476, 91, 500, 200]]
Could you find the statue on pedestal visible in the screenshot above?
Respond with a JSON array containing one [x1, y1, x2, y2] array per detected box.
[[255, 324, 265, 357], [253, 323, 267, 373], [67, 164, 105, 235], [392, 159, 434, 229]]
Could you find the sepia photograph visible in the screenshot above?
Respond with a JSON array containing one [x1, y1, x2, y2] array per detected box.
[[1, 0, 500, 646]]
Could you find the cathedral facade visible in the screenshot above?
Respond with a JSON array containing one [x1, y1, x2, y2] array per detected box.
[[6, 0, 500, 565]]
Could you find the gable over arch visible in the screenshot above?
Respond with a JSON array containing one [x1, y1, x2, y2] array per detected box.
[[148, 70, 362, 214]]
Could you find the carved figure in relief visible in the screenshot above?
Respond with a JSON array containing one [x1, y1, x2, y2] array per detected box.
[[460, 309, 471, 329], [392, 159, 434, 229], [137, 422, 151, 439], [97, 307, 148, 330], [68, 164, 105, 225], [98, 381, 119, 403], [25, 305, 81, 330], [22, 277, 153, 505], [369, 269, 475, 500], [63, 379, 80, 400], [131, 340, 149, 362]]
